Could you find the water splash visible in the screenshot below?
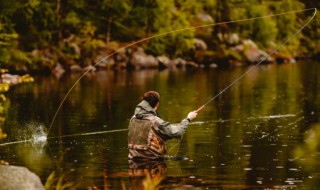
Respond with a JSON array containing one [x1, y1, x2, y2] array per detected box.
[[33, 134, 47, 144], [31, 125, 47, 145], [0, 123, 47, 147]]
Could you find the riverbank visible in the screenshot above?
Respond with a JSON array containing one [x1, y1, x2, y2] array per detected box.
[[9, 36, 315, 77]]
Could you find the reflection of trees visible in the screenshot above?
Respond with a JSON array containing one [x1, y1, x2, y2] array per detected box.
[[294, 123, 320, 189], [127, 160, 166, 190], [0, 83, 10, 140], [2, 61, 320, 188], [165, 62, 318, 187]]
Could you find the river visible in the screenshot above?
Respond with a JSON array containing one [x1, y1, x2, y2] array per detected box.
[[0, 61, 320, 189]]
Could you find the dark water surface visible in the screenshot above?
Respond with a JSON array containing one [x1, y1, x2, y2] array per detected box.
[[1, 61, 320, 189]]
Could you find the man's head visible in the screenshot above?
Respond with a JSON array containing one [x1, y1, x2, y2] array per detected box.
[[143, 91, 160, 109]]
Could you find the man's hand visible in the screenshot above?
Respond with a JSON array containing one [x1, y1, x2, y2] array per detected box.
[[187, 111, 197, 121]]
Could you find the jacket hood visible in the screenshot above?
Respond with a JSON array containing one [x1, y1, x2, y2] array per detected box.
[[134, 100, 158, 119]]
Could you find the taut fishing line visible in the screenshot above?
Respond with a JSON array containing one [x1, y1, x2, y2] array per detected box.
[[47, 8, 316, 135], [167, 8, 317, 157]]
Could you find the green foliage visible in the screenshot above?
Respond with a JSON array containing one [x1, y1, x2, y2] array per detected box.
[[0, 69, 9, 140], [294, 123, 320, 170], [79, 22, 106, 58], [44, 171, 77, 190], [141, 0, 195, 57], [0, 0, 318, 71], [243, 2, 278, 48], [62, 11, 81, 32], [10, 49, 32, 65], [0, 27, 19, 67], [269, 0, 305, 53]]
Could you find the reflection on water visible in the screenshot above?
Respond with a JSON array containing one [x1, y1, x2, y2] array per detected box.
[[128, 160, 166, 190], [0, 61, 319, 189]]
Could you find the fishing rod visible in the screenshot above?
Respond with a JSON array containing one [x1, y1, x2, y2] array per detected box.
[[47, 7, 316, 135], [195, 8, 317, 113]]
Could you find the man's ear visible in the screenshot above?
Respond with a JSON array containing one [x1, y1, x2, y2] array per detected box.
[[154, 102, 160, 110]]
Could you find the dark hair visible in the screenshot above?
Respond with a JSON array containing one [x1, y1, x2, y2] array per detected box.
[[143, 91, 160, 108]]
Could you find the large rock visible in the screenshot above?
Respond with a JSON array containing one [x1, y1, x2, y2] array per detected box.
[[227, 33, 240, 45], [94, 54, 115, 69], [1, 74, 20, 85], [52, 63, 65, 78], [197, 12, 214, 22], [0, 165, 45, 190], [243, 40, 273, 63], [130, 48, 158, 68], [194, 38, 207, 50], [69, 64, 83, 73], [172, 58, 187, 67], [157, 55, 172, 68], [244, 47, 269, 63]]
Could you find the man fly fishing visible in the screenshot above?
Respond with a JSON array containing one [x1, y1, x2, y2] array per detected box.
[[128, 91, 197, 160]]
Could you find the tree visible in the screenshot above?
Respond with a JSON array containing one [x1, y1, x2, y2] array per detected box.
[[299, 0, 320, 55], [125, 0, 197, 57], [100, 0, 131, 44], [242, 0, 278, 48], [268, 0, 304, 53]]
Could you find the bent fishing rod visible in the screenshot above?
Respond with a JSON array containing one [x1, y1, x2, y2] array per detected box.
[[195, 8, 317, 113], [47, 8, 316, 135]]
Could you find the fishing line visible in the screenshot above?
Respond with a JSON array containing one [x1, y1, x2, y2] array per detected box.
[[47, 8, 316, 135], [168, 8, 317, 157], [0, 129, 128, 147], [47, 128, 128, 139]]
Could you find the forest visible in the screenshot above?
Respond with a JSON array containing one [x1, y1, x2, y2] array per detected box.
[[1, 1, 320, 189], [0, 0, 319, 74]]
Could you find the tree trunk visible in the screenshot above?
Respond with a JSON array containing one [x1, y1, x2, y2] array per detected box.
[[106, 17, 112, 44], [56, 0, 62, 44], [213, 0, 230, 40]]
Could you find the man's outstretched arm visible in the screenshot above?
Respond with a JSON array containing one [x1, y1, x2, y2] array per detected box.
[[153, 111, 197, 139]]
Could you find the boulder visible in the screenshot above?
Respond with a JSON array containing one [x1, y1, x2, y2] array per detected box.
[[227, 33, 240, 45], [83, 65, 97, 72], [244, 47, 272, 63], [197, 12, 214, 22], [69, 64, 83, 73], [194, 38, 207, 50], [243, 40, 273, 63], [130, 48, 158, 68], [185, 61, 199, 67], [114, 49, 127, 62], [243, 39, 258, 49], [94, 54, 115, 69], [172, 58, 187, 67], [209, 63, 218, 68], [157, 55, 171, 68], [52, 63, 65, 78], [0, 165, 45, 190], [1, 74, 20, 85]]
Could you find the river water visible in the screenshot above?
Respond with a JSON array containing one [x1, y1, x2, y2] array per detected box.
[[0, 61, 320, 189]]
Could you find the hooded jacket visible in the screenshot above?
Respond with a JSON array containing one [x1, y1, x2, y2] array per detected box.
[[128, 100, 190, 160]]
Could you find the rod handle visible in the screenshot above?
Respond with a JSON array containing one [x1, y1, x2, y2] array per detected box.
[[195, 105, 205, 113]]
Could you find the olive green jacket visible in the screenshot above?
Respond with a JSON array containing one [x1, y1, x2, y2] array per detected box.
[[128, 100, 190, 160]]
